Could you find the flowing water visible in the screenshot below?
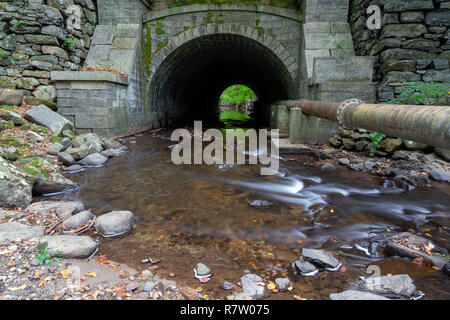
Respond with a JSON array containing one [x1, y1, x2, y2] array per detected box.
[[47, 131, 450, 300]]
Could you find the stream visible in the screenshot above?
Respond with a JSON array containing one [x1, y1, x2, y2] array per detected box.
[[46, 130, 450, 300]]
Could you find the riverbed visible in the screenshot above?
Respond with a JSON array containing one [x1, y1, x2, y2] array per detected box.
[[47, 130, 450, 300]]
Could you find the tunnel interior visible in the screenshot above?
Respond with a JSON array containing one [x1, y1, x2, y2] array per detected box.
[[148, 33, 297, 127]]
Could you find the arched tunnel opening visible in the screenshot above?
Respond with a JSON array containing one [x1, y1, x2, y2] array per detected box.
[[148, 33, 297, 128]]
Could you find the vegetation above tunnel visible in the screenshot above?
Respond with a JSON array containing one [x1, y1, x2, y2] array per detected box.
[[156, 0, 299, 10]]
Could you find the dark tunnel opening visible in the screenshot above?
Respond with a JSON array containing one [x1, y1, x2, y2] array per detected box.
[[148, 33, 297, 127]]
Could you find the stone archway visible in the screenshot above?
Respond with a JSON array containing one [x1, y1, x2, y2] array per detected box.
[[146, 24, 298, 126]]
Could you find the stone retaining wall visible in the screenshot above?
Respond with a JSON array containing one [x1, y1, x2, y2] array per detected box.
[[350, 0, 450, 102], [0, 0, 97, 105]]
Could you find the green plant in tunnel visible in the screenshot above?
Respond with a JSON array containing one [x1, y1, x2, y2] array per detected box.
[[220, 110, 253, 129]]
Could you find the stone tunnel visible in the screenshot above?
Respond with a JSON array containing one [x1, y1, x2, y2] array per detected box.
[[51, 0, 377, 138]]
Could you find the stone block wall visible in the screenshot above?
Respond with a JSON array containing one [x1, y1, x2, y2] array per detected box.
[[350, 0, 450, 102], [151, 0, 299, 11], [0, 0, 97, 104]]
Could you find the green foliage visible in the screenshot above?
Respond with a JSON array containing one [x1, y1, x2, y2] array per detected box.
[[35, 242, 63, 266], [368, 131, 386, 157], [220, 85, 257, 106], [0, 49, 15, 65], [63, 37, 75, 49], [220, 110, 253, 129], [387, 82, 449, 105], [11, 20, 25, 28]]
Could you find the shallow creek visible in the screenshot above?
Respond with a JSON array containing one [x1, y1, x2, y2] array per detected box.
[[46, 131, 450, 300]]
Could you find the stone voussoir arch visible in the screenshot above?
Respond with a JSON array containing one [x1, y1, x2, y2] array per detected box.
[[147, 23, 299, 86]]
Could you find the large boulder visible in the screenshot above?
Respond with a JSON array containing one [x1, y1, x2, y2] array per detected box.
[[32, 85, 56, 101], [94, 211, 134, 237], [24, 104, 73, 136], [26, 201, 84, 219], [20, 158, 78, 195], [73, 133, 103, 155], [435, 148, 450, 162], [0, 156, 33, 208], [39, 235, 98, 259], [0, 222, 45, 244], [0, 89, 23, 106]]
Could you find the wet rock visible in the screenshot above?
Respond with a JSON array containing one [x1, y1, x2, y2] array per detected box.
[[222, 282, 235, 290], [240, 274, 266, 299], [126, 282, 139, 292], [302, 248, 340, 270], [249, 200, 271, 207], [39, 235, 98, 259], [103, 140, 123, 150], [101, 148, 128, 158], [349, 274, 416, 298], [328, 137, 342, 147], [26, 201, 84, 219], [339, 158, 350, 166], [275, 278, 290, 292], [321, 163, 336, 171], [380, 138, 403, 153], [339, 129, 354, 138], [63, 210, 95, 230], [79, 153, 108, 167], [195, 263, 211, 276], [355, 140, 370, 151], [57, 152, 76, 166], [143, 281, 156, 292], [293, 257, 318, 275], [94, 211, 135, 237], [429, 169, 450, 182], [73, 133, 103, 155], [65, 146, 89, 161], [24, 104, 73, 136], [434, 148, 450, 162], [227, 292, 252, 300], [443, 263, 450, 277], [403, 140, 430, 151], [64, 164, 83, 173], [181, 286, 199, 300], [0, 89, 23, 106], [342, 138, 355, 150], [32, 170, 78, 195], [1, 110, 24, 126], [383, 232, 449, 269], [0, 222, 44, 244], [0, 156, 32, 208], [392, 150, 424, 162], [330, 290, 390, 300]]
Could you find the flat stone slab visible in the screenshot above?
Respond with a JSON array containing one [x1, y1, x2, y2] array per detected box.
[[293, 257, 318, 275], [349, 274, 416, 298], [26, 201, 84, 219], [312, 56, 374, 83], [330, 290, 391, 300], [51, 71, 128, 84], [0, 222, 45, 244], [39, 235, 98, 259], [302, 248, 341, 269], [24, 104, 73, 135]]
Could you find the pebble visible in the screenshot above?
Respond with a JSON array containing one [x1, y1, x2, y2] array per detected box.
[[275, 278, 290, 292], [143, 281, 155, 292], [222, 281, 235, 290]]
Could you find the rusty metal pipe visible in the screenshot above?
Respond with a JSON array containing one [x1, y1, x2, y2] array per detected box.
[[296, 99, 450, 149]]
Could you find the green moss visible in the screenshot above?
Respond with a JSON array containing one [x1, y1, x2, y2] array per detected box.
[[0, 105, 18, 112], [143, 24, 153, 78], [31, 126, 49, 134], [20, 124, 31, 131], [155, 28, 165, 35], [165, 0, 298, 9]]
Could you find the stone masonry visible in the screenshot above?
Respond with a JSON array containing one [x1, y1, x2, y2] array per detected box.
[[0, 0, 97, 106], [350, 0, 450, 102]]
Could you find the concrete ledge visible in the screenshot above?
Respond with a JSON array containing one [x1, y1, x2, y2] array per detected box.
[[312, 56, 374, 84], [144, 4, 303, 23], [51, 71, 129, 85]]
